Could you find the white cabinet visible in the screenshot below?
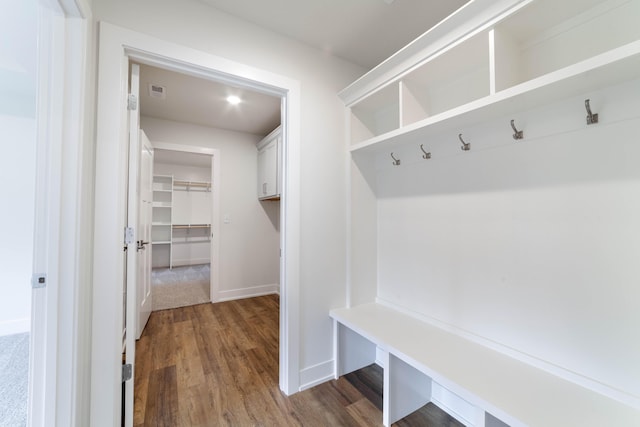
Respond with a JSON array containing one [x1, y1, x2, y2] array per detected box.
[[257, 126, 281, 200]]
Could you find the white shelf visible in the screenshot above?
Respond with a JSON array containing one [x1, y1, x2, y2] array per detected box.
[[350, 40, 640, 154], [345, 0, 640, 155], [152, 241, 171, 245]]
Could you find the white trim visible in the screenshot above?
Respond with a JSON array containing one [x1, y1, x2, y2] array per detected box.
[[0, 319, 31, 336], [217, 284, 279, 302], [30, 1, 90, 426], [298, 360, 335, 391], [93, 22, 302, 426]]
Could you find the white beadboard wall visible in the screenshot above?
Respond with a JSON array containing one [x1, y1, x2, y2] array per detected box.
[[143, 117, 280, 299], [367, 78, 640, 402]]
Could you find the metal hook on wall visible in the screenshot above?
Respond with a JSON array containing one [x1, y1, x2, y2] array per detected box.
[[510, 119, 524, 140], [585, 99, 598, 125], [458, 134, 470, 151], [420, 144, 431, 159], [391, 152, 401, 166]]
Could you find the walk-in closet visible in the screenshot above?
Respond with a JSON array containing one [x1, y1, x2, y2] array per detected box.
[[136, 62, 282, 321], [151, 149, 213, 310]]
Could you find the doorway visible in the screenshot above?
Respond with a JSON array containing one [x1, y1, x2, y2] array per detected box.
[[150, 148, 214, 311], [94, 25, 302, 424]]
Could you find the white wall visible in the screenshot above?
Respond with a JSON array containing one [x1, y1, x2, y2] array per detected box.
[[144, 117, 280, 297], [93, 0, 365, 385], [0, 0, 38, 335], [0, 115, 35, 335], [368, 78, 640, 401]]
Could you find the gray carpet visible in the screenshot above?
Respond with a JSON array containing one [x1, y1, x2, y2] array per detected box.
[[151, 264, 210, 311], [0, 333, 29, 427]]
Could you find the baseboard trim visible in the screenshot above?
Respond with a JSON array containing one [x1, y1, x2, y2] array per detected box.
[[216, 284, 279, 302], [0, 318, 30, 336], [299, 360, 334, 391]]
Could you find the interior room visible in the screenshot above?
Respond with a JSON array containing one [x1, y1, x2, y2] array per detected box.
[[135, 62, 282, 314], [15, 0, 640, 426]]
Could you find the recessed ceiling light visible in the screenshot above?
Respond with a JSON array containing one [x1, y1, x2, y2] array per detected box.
[[227, 95, 242, 105]]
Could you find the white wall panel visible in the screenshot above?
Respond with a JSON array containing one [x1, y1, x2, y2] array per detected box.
[[375, 79, 640, 399]]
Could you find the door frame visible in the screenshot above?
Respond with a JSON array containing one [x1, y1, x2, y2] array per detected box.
[[92, 22, 301, 426], [31, 0, 91, 426], [152, 142, 221, 303]]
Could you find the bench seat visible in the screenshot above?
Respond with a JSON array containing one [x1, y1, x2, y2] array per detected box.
[[330, 303, 640, 427]]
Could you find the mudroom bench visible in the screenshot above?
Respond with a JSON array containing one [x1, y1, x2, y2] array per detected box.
[[330, 303, 640, 427]]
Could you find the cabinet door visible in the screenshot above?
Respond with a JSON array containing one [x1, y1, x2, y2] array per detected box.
[[258, 138, 278, 199]]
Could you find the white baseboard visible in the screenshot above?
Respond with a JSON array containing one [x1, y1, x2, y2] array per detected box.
[[299, 359, 335, 391], [0, 318, 30, 336], [216, 284, 279, 302], [172, 258, 210, 267]]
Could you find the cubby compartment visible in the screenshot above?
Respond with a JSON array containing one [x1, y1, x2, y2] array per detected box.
[[151, 225, 171, 243], [152, 206, 171, 224], [350, 82, 399, 145], [400, 31, 491, 126], [492, 0, 640, 91]]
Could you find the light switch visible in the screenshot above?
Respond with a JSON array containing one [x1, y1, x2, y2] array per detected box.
[[224, 214, 231, 224]]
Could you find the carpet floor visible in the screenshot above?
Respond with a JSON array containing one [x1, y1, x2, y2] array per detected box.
[[0, 332, 29, 427], [151, 264, 210, 311]]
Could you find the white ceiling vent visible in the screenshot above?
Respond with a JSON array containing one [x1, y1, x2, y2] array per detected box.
[[148, 84, 166, 99]]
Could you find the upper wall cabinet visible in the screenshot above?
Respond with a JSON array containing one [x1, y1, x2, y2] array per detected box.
[[257, 126, 281, 200], [341, 0, 640, 153]]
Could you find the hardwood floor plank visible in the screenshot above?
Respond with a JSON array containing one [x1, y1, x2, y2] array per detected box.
[[135, 294, 461, 427], [144, 365, 178, 427]]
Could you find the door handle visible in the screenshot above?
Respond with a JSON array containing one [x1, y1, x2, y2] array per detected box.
[[137, 240, 150, 251]]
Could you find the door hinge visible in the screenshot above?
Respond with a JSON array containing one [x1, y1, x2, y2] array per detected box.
[[32, 273, 47, 289], [127, 94, 138, 111], [122, 363, 132, 382], [124, 227, 135, 245]]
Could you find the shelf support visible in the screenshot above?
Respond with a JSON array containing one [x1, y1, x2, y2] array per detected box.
[[391, 152, 401, 166]]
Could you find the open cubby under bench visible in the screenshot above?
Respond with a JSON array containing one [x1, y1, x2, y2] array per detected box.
[[330, 303, 640, 427]]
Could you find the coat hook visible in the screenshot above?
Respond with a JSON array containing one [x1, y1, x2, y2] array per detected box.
[[458, 134, 470, 151], [390, 152, 400, 166], [510, 119, 524, 140], [420, 144, 431, 159], [585, 99, 598, 125]]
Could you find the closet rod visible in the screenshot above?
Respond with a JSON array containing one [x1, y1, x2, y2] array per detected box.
[[172, 224, 211, 229]]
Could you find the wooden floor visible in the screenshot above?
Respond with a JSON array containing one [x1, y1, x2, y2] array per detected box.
[[134, 294, 463, 426]]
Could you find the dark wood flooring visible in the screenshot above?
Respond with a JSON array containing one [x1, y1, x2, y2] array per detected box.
[[134, 294, 463, 426]]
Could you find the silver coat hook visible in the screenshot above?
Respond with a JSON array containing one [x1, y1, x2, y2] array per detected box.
[[510, 119, 523, 140], [390, 152, 400, 166], [585, 99, 598, 125], [420, 144, 431, 159], [458, 133, 470, 151]]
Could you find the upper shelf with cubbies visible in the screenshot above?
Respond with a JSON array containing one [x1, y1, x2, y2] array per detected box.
[[342, 0, 640, 153]]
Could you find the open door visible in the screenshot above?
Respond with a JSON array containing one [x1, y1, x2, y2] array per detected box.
[[136, 130, 153, 339], [123, 63, 141, 427]]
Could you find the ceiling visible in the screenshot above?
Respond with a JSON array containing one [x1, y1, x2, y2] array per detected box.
[[154, 149, 212, 168], [139, 1, 470, 136], [139, 63, 281, 136], [199, 0, 470, 69]]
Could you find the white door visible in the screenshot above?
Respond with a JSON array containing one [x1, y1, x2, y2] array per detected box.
[[123, 63, 141, 427], [136, 130, 153, 339]]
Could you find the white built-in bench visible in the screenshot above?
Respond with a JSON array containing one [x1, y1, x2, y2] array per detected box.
[[331, 303, 640, 427]]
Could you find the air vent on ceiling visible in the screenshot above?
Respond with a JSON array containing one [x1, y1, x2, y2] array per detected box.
[[148, 84, 166, 99]]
